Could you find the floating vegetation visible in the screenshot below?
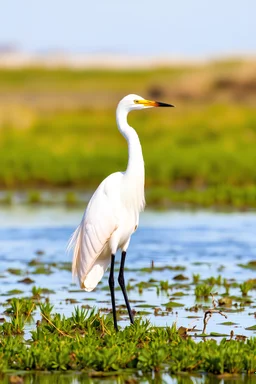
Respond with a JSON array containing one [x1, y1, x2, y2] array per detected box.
[[162, 301, 185, 308], [171, 291, 188, 297], [238, 260, 256, 270], [2, 289, 24, 296], [0, 303, 256, 375], [220, 321, 238, 326], [7, 268, 23, 276], [18, 277, 35, 284], [173, 274, 189, 281], [246, 325, 256, 331], [32, 266, 52, 275], [134, 304, 158, 309]]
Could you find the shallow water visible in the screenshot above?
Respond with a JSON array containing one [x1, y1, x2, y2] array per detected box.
[[0, 206, 256, 381]]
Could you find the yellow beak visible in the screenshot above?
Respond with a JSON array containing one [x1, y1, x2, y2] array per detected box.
[[136, 99, 175, 107]]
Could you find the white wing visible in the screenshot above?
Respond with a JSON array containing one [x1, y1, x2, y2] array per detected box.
[[68, 172, 123, 291]]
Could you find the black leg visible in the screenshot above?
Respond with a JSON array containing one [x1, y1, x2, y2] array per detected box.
[[118, 251, 134, 324], [109, 253, 118, 331]]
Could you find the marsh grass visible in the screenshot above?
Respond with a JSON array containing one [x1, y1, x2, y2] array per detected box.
[[0, 63, 256, 207], [195, 284, 213, 299], [239, 281, 254, 297], [0, 302, 256, 375]]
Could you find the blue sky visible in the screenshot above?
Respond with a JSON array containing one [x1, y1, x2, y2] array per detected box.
[[1, 0, 255, 57]]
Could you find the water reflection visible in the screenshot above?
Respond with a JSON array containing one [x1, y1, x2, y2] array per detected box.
[[2, 372, 256, 384]]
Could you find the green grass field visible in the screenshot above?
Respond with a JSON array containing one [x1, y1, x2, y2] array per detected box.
[[0, 60, 255, 207]]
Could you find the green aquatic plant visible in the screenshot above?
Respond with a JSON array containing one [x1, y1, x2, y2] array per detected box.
[[71, 306, 91, 328], [32, 266, 52, 275], [136, 281, 157, 294], [4, 298, 35, 317], [192, 273, 200, 284], [0, 305, 255, 374], [162, 301, 184, 308], [239, 281, 254, 297], [0, 315, 25, 335], [205, 275, 222, 286], [223, 278, 230, 296], [159, 280, 169, 291], [195, 284, 213, 299], [7, 268, 22, 276], [31, 286, 43, 299], [3, 289, 23, 296], [39, 302, 54, 319], [238, 260, 256, 270]]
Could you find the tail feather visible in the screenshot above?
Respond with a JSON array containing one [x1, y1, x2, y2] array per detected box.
[[67, 224, 82, 279], [67, 223, 110, 291], [83, 259, 110, 291]]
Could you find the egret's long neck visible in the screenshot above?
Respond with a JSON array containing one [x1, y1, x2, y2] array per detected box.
[[116, 106, 144, 178]]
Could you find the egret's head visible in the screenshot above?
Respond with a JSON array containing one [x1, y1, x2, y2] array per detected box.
[[118, 94, 175, 112]]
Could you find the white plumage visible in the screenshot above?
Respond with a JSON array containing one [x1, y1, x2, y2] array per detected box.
[[70, 171, 143, 291], [68, 94, 174, 296]]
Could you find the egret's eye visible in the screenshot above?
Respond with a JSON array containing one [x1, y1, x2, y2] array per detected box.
[[134, 100, 139, 104]]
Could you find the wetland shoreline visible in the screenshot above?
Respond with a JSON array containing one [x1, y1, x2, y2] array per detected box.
[[0, 207, 255, 380]]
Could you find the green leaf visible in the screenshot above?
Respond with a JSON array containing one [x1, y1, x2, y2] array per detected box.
[[162, 301, 184, 308], [245, 325, 256, 330]]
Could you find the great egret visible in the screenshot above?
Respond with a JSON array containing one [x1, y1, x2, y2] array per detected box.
[[68, 94, 174, 330]]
